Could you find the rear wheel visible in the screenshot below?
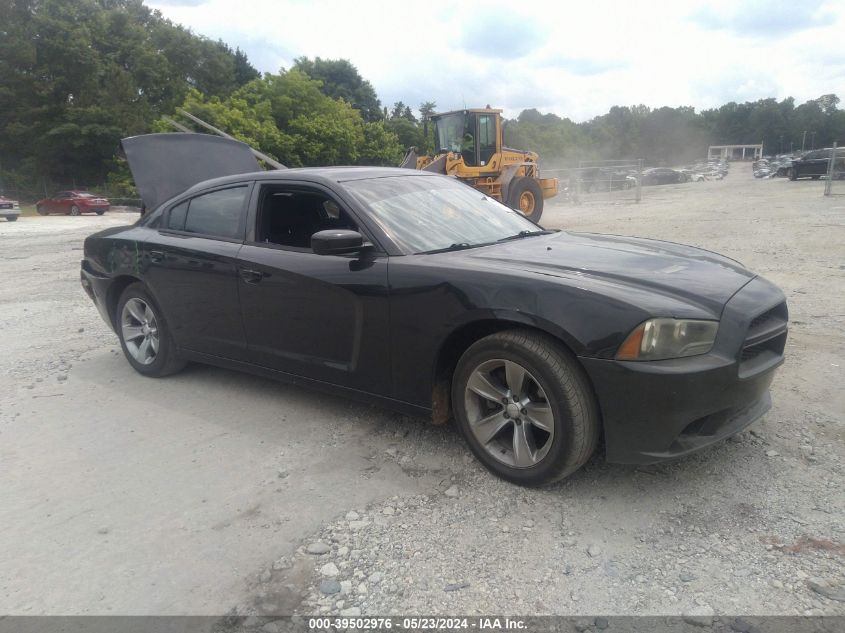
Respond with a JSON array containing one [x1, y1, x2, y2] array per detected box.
[[116, 283, 185, 377], [96, 209, 105, 215], [788, 168, 796, 181], [452, 329, 599, 486], [507, 177, 544, 223], [811, 175, 821, 180], [36, 204, 47, 216], [70, 205, 81, 216], [6, 215, 18, 221]]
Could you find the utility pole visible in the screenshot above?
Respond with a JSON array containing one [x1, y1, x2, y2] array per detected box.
[[801, 130, 807, 152], [810, 131, 816, 150]]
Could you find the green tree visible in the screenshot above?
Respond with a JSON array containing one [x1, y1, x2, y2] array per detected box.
[[419, 101, 438, 121], [292, 57, 382, 122], [164, 70, 401, 168], [0, 0, 259, 191]]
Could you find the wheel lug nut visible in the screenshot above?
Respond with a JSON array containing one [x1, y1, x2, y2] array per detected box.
[[521, 408, 527, 415], [503, 412, 509, 419], [502, 398, 509, 404], [513, 395, 519, 402]]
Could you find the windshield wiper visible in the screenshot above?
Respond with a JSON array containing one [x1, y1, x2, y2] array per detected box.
[[497, 230, 553, 242], [419, 242, 486, 255]]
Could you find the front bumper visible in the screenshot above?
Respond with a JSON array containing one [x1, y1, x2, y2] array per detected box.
[[581, 276, 787, 464]]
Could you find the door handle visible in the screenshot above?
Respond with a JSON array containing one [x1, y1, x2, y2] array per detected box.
[[149, 250, 165, 263], [240, 268, 265, 283]]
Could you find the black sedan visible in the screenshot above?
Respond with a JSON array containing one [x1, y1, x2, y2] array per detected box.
[[641, 168, 685, 186], [80, 134, 787, 486], [788, 148, 845, 180]]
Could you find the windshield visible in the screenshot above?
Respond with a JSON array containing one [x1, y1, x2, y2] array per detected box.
[[434, 113, 467, 153], [344, 175, 541, 254]]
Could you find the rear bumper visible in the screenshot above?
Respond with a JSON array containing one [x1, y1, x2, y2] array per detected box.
[[581, 276, 787, 465], [80, 262, 114, 330]]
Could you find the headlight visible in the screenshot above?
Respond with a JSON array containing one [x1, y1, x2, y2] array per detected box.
[[616, 318, 718, 361]]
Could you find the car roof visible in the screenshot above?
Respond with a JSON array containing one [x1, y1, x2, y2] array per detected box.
[[181, 166, 438, 196]]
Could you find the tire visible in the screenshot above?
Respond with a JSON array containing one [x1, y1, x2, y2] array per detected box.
[[507, 177, 544, 223], [452, 329, 600, 486], [6, 215, 18, 221], [70, 205, 81, 216], [788, 168, 796, 181], [811, 175, 820, 180], [116, 283, 186, 377], [96, 209, 105, 215], [36, 204, 47, 216]]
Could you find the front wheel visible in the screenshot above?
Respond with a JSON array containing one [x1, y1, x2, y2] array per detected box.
[[36, 204, 47, 215], [6, 215, 18, 221], [507, 177, 544, 223], [452, 329, 600, 486], [116, 283, 186, 377], [788, 168, 796, 181], [96, 209, 105, 215], [70, 205, 81, 216]]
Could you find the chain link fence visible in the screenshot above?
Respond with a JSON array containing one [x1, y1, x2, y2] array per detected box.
[[0, 180, 141, 209], [542, 159, 644, 205]]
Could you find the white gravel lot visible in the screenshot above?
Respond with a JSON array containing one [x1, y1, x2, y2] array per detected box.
[[0, 169, 842, 619]]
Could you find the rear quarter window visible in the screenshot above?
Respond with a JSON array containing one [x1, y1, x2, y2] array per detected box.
[[165, 186, 248, 239]]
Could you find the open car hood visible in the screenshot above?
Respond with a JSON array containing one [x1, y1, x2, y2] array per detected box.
[[120, 133, 260, 210]]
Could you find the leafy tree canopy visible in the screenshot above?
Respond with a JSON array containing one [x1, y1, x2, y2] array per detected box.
[[292, 57, 382, 122], [0, 0, 258, 189]]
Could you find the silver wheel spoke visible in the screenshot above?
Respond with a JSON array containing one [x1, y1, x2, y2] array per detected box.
[[126, 300, 146, 323], [138, 337, 151, 361], [149, 335, 159, 354], [467, 371, 508, 404], [504, 360, 526, 396], [472, 412, 511, 445], [525, 403, 554, 432], [144, 306, 154, 323], [513, 423, 538, 467], [122, 325, 144, 341]]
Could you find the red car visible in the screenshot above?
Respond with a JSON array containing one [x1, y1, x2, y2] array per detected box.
[[36, 191, 110, 216]]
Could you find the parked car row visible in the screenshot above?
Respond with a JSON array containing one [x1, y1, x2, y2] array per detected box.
[[570, 160, 729, 195], [753, 149, 845, 180]]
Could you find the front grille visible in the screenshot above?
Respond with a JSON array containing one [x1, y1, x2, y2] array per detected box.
[[739, 302, 788, 376]]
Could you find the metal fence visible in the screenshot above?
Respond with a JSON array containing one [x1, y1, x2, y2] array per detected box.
[[0, 182, 141, 208], [823, 142, 845, 196], [542, 159, 644, 205]]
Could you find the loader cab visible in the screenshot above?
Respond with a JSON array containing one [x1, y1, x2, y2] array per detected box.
[[433, 109, 502, 168]]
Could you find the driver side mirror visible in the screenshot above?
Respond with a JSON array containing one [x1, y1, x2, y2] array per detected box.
[[311, 230, 370, 255]]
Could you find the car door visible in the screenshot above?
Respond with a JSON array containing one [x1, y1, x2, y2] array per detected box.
[[142, 183, 252, 361], [236, 181, 391, 395], [49, 192, 67, 213]]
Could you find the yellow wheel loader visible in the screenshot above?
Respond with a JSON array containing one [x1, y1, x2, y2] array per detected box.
[[400, 107, 558, 222]]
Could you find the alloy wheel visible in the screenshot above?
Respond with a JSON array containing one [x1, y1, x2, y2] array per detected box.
[[463, 358, 555, 468], [120, 297, 159, 365]]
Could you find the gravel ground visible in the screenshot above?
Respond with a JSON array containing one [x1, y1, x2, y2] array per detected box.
[[0, 168, 843, 618]]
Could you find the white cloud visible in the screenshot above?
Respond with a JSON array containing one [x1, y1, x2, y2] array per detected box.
[[148, 0, 845, 121]]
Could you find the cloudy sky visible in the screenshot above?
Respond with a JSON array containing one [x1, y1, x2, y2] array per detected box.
[[148, 0, 845, 121]]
